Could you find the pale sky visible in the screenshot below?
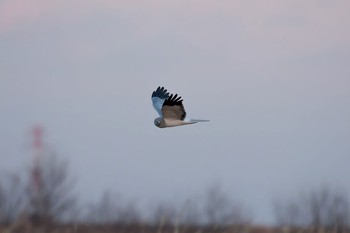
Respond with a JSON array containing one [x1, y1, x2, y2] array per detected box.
[[1, 0, 350, 224]]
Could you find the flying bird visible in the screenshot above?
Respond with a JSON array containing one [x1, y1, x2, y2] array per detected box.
[[151, 86, 209, 128]]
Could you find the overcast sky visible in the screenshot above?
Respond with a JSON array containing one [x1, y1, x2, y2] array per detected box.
[[1, 0, 350, 224]]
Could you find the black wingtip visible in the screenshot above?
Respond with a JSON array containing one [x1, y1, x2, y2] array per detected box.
[[163, 93, 183, 106], [152, 86, 170, 99]]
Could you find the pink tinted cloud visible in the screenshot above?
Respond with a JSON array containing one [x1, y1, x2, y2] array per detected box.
[[2, 0, 349, 55], [96, 0, 350, 52], [0, 0, 61, 32]]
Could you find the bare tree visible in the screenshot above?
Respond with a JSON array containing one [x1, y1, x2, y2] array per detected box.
[[86, 190, 141, 224], [204, 184, 251, 229], [0, 173, 26, 224], [27, 153, 76, 223], [305, 186, 349, 232], [273, 197, 306, 232], [327, 193, 350, 231], [273, 185, 350, 232], [116, 201, 141, 224], [177, 198, 201, 225], [152, 202, 177, 226], [86, 191, 119, 223]]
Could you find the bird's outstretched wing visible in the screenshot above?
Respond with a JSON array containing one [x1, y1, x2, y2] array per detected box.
[[162, 94, 186, 120], [152, 86, 170, 117]]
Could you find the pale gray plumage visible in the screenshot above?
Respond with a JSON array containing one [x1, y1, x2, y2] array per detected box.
[[151, 86, 209, 128]]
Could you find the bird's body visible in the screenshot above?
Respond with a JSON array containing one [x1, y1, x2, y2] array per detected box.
[[154, 117, 192, 128], [151, 86, 209, 128]]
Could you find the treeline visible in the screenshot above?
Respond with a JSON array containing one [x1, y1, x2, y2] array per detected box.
[[0, 153, 350, 233], [0, 154, 250, 227]]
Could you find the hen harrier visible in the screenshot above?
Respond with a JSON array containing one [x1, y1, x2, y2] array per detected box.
[[151, 86, 209, 128]]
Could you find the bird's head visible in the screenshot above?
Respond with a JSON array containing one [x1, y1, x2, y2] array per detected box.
[[154, 117, 164, 128]]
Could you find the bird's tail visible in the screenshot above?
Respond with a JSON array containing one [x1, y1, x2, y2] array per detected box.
[[189, 119, 210, 123]]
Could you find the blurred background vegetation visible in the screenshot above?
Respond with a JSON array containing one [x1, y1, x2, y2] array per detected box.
[[0, 129, 349, 233]]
